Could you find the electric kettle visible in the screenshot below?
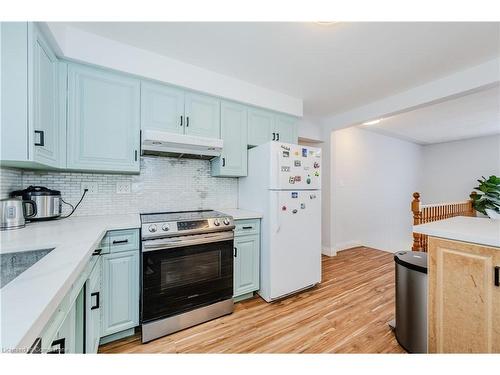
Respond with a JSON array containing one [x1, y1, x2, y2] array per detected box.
[[0, 197, 37, 230]]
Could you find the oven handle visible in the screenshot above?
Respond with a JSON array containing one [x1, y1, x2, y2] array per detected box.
[[142, 231, 234, 252]]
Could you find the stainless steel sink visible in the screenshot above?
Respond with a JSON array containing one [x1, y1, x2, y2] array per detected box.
[[0, 248, 54, 288]]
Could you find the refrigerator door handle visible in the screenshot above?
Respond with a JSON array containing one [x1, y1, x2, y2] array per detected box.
[[276, 193, 281, 233]]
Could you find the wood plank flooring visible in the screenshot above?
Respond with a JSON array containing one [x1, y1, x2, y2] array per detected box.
[[99, 247, 405, 353]]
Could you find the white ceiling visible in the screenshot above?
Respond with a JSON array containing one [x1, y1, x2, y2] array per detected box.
[[61, 22, 500, 118], [359, 85, 500, 144]]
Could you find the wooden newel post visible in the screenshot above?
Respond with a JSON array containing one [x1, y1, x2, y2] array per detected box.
[[469, 191, 477, 217], [411, 192, 423, 252]]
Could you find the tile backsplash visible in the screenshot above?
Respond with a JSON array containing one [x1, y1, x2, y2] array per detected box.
[[0, 168, 23, 199], [2, 156, 238, 216]]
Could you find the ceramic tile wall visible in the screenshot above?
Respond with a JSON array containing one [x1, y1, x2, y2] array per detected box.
[[7, 156, 238, 216], [0, 168, 23, 199]]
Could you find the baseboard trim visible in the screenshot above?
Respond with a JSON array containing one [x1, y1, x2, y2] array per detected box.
[[322, 246, 337, 257], [334, 241, 363, 252], [99, 327, 136, 345]]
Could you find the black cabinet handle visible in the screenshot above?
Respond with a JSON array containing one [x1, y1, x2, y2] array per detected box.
[[34, 130, 45, 146], [186, 116, 189, 127], [48, 338, 65, 354], [242, 226, 253, 230], [28, 337, 42, 354], [180, 115, 183, 126], [234, 247, 237, 258], [276, 133, 280, 141], [222, 157, 226, 167], [92, 248, 102, 256], [91, 292, 100, 310], [495, 266, 499, 287], [112, 239, 128, 245], [272, 132, 276, 141]]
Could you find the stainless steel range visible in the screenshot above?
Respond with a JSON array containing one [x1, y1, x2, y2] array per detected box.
[[140, 210, 235, 343]]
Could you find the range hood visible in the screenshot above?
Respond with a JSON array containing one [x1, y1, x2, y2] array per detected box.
[[141, 130, 223, 160]]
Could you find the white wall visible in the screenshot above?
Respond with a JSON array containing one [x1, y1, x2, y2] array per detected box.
[[330, 127, 422, 253], [420, 135, 500, 204]]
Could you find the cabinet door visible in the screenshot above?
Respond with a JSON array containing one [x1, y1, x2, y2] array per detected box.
[[248, 108, 274, 146], [141, 81, 184, 134], [67, 64, 140, 173], [184, 92, 220, 138], [428, 238, 500, 353], [273, 114, 298, 144], [30, 24, 65, 168], [211, 101, 248, 177], [86, 257, 102, 354], [233, 234, 260, 297], [101, 250, 139, 337]]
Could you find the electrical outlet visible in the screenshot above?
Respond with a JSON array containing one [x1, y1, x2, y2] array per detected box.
[[116, 181, 131, 194], [81, 182, 98, 195]]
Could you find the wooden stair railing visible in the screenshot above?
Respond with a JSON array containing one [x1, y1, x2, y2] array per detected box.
[[411, 192, 477, 252]]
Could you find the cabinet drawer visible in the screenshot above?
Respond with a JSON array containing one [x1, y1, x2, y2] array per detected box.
[[107, 229, 139, 253], [234, 219, 260, 236]]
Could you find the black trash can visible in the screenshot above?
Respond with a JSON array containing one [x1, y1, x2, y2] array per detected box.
[[394, 251, 428, 353]]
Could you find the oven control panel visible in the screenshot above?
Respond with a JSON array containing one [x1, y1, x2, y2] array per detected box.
[[142, 217, 235, 239]]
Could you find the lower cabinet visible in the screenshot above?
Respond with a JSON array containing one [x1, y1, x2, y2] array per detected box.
[[101, 250, 139, 337], [233, 219, 261, 300], [85, 256, 102, 354], [428, 237, 500, 353], [233, 234, 260, 298]]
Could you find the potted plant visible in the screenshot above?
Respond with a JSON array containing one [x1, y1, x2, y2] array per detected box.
[[470, 175, 500, 220]]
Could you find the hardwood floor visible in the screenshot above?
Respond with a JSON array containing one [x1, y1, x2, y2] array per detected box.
[[99, 247, 405, 353]]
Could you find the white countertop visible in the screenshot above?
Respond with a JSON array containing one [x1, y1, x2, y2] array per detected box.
[[413, 216, 500, 248], [0, 214, 140, 351], [217, 208, 263, 220]]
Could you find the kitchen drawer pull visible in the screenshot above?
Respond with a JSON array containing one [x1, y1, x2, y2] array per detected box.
[[495, 266, 499, 287], [48, 338, 65, 354], [234, 247, 237, 258], [92, 248, 102, 256], [242, 226, 253, 230], [112, 239, 129, 245], [91, 292, 100, 310], [34, 130, 45, 146]]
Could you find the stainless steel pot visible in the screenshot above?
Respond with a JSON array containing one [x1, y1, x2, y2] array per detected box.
[[0, 198, 37, 230], [10, 186, 62, 221]]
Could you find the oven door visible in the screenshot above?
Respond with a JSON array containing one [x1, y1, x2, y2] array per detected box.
[[141, 231, 234, 323]]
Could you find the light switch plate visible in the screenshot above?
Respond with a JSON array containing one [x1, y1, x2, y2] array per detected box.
[[116, 181, 131, 194]]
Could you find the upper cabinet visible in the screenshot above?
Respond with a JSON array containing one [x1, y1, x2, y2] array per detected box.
[[211, 101, 248, 177], [141, 84, 221, 139], [66, 64, 141, 173], [248, 108, 274, 147], [184, 92, 220, 138], [1, 22, 66, 169], [140, 82, 184, 134], [273, 114, 298, 144], [248, 108, 298, 147]]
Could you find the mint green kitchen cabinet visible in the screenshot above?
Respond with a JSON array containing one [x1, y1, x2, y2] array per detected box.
[[1, 22, 66, 170], [101, 250, 139, 337], [247, 108, 274, 147], [184, 92, 220, 138], [141, 81, 184, 134], [233, 219, 260, 301], [211, 101, 248, 177], [50, 287, 84, 354], [85, 256, 102, 354], [67, 64, 141, 173], [273, 114, 298, 144]]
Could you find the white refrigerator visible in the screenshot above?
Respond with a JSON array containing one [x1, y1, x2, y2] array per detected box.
[[238, 142, 322, 302]]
